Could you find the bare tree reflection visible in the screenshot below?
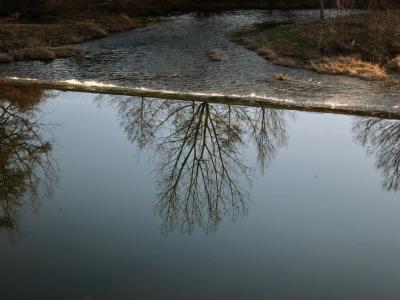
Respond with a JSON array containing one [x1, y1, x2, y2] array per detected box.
[[156, 101, 251, 234], [354, 118, 400, 191], [243, 108, 288, 174], [106, 96, 289, 234], [0, 86, 57, 240]]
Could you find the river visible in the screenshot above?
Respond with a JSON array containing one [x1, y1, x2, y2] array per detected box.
[[0, 10, 399, 115], [1, 88, 400, 299], [1, 9, 400, 300]]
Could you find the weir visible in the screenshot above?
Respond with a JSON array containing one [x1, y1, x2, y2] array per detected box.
[[1, 77, 399, 120]]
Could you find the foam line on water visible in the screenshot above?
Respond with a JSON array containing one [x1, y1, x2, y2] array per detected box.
[[1, 77, 399, 119]]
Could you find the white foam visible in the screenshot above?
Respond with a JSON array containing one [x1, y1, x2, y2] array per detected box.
[[0, 77, 307, 106], [60, 79, 118, 88]]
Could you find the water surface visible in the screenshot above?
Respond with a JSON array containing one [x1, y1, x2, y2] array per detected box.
[[0, 10, 399, 113], [1, 86, 400, 299]]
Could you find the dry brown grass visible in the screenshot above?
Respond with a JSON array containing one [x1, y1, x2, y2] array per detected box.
[[310, 56, 387, 79]]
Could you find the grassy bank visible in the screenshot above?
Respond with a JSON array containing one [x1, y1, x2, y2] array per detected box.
[[0, 14, 144, 63], [232, 11, 400, 80]]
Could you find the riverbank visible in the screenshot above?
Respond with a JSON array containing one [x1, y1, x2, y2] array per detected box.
[[0, 0, 367, 64], [232, 11, 400, 80], [0, 13, 144, 63]]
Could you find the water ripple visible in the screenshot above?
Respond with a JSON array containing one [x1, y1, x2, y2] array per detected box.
[[0, 9, 398, 110]]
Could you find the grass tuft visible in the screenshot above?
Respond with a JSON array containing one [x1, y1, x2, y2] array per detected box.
[[310, 56, 387, 79], [208, 49, 226, 61]]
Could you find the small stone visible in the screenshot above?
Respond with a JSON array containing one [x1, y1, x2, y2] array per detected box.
[[273, 73, 290, 81], [208, 49, 226, 61]]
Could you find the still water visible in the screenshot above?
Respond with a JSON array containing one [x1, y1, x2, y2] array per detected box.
[[1, 85, 400, 299]]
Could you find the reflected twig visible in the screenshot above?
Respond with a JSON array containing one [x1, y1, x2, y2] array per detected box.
[[0, 87, 57, 240], [102, 95, 289, 234], [354, 118, 400, 191]]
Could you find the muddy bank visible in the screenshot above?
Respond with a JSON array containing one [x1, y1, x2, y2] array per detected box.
[[0, 14, 144, 63]]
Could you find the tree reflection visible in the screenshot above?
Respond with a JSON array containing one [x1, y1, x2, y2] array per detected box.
[[109, 96, 289, 234], [354, 118, 400, 191], [244, 107, 288, 174], [0, 86, 57, 239]]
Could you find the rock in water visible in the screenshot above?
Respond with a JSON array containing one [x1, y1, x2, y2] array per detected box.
[[208, 49, 226, 61]]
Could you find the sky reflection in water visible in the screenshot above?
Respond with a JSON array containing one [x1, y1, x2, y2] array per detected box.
[[1, 86, 400, 299]]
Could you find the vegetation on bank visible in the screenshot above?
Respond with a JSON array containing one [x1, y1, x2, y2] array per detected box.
[[0, 14, 144, 63], [232, 10, 400, 80], [0, 0, 398, 65], [0, 1, 355, 18], [0, 0, 342, 64]]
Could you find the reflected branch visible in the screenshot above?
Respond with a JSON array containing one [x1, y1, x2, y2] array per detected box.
[[354, 118, 400, 191], [155, 101, 249, 234], [0, 87, 57, 240], [106, 96, 289, 234], [240, 107, 288, 174]]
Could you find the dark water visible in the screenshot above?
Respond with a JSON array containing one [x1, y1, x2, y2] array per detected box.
[[0, 10, 399, 113], [1, 86, 400, 299]]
